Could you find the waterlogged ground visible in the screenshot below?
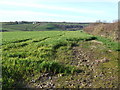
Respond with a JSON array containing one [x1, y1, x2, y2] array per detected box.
[[1, 31, 119, 88]]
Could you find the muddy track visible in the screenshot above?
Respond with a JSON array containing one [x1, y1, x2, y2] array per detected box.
[[70, 42, 118, 88], [71, 46, 96, 87], [23, 42, 118, 88], [22, 40, 118, 88]]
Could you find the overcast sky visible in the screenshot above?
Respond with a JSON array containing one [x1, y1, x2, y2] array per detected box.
[[0, 0, 119, 22]]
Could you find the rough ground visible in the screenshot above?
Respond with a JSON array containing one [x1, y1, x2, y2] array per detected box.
[[25, 40, 118, 88], [84, 22, 119, 42]]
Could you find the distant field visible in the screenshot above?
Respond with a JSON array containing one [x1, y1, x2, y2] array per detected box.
[[2, 23, 60, 31], [1, 22, 89, 32], [1, 31, 119, 88]]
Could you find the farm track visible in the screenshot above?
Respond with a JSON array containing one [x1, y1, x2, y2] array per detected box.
[[30, 41, 119, 88], [70, 41, 118, 88]]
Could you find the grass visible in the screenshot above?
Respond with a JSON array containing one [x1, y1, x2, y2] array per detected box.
[[1, 30, 119, 88], [2, 31, 92, 88], [2, 23, 61, 32], [2, 58, 76, 87], [96, 36, 120, 51], [2, 22, 89, 32]]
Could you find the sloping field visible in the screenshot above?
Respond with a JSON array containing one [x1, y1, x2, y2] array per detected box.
[[1, 22, 88, 32], [1, 31, 119, 88], [2, 23, 60, 31]]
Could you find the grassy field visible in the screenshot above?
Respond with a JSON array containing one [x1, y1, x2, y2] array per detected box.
[[1, 30, 119, 88], [1, 22, 89, 32], [2, 23, 60, 31]]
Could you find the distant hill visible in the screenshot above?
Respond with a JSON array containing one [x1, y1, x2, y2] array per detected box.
[[1, 22, 89, 32], [1, 22, 60, 31]]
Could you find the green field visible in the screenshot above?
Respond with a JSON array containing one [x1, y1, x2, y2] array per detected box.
[[1, 22, 89, 32], [1, 30, 119, 88], [2, 23, 61, 31]]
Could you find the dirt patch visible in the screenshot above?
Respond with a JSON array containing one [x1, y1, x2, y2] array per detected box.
[[90, 40, 103, 44], [23, 41, 118, 88], [71, 42, 118, 88]]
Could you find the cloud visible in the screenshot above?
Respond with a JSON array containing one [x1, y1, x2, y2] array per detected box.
[[0, 1, 105, 15], [0, 0, 117, 22], [0, 10, 86, 18], [0, 10, 96, 22]]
